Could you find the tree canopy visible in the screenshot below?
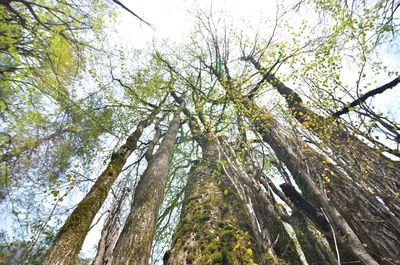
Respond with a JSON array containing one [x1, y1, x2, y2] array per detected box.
[[1, 0, 399, 265]]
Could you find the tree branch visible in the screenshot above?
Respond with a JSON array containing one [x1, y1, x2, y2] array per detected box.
[[112, 0, 152, 28], [333, 76, 400, 117]]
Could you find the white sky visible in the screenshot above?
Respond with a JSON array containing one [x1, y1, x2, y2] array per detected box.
[[112, 0, 279, 49]]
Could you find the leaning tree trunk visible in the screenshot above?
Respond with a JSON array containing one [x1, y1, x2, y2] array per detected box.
[[237, 95, 387, 265], [213, 63, 379, 262], [247, 57, 400, 217], [204, 57, 394, 263], [288, 210, 338, 265], [44, 108, 159, 265], [219, 138, 302, 264], [166, 140, 267, 265], [111, 106, 182, 265], [265, 178, 339, 265]]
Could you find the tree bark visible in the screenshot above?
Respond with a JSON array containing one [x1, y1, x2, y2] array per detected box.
[[91, 186, 129, 265], [111, 106, 182, 265], [238, 96, 383, 265], [246, 57, 400, 219], [166, 141, 266, 264], [210, 56, 396, 262], [221, 140, 302, 264], [44, 108, 159, 265], [288, 210, 338, 265]]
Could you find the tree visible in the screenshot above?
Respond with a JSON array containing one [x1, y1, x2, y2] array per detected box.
[[2, 1, 400, 265], [43, 104, 161, 265], [112, 104, 182, 265]]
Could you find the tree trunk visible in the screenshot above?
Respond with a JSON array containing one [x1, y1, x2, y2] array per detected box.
[[44, 108, 159, 265], [249, 185, 302, 264], [237, 96, 381, 265], [166, 141, 267, 264], [111, 106, 182, 265], [288, 210, 338, 265], [247, 57, 400, 218], [220, 139, 302, 264]]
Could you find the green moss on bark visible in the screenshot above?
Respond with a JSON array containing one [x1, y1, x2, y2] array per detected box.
[[168, 160, 259, 265]]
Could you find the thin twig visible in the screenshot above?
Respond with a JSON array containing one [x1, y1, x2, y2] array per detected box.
[[321, 208, 341, 265]]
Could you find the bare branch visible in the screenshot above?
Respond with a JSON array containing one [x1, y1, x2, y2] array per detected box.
[[112, 0, 152, 28], [333, 76, 400, 117]]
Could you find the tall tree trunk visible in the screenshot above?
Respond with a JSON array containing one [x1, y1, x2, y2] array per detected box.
[[249, 184, 301, 264], [44, 108, 159, 265], [219, 138, 302, 264], [266, 179, 339, 264], [237, 95, 386, 265], [166, 141, 267, 265], [111, 106, 182, 265], [208, 56, 395, 262], [246, 57, 400, 217]]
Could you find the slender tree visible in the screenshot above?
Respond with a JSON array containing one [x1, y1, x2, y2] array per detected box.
[[112, 103, 183, 265], [44, 105, 161, 265], [91, 185, 130, 265]]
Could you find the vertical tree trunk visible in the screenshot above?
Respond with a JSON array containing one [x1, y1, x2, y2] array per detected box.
[[44, 108, 159, 265], [166, 141, 266, 265], [111, 106, 182, 265]]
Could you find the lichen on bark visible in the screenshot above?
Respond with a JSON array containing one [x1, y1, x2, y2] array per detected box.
[[167, 143, 261, 265]]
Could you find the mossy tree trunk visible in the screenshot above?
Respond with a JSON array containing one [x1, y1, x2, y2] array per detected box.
[[44, 108, 159, 265], [246, 57, 400, 217], [237, 96, 380, 265], [111, 107, 182, 265], [166, 140, 267, 265]]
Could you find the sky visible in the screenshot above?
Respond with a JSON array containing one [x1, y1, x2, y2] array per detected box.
[[112, 0, 279, 49]]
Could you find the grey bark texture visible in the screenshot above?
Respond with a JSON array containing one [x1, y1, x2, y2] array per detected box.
[[111, 106, 182, 265]]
